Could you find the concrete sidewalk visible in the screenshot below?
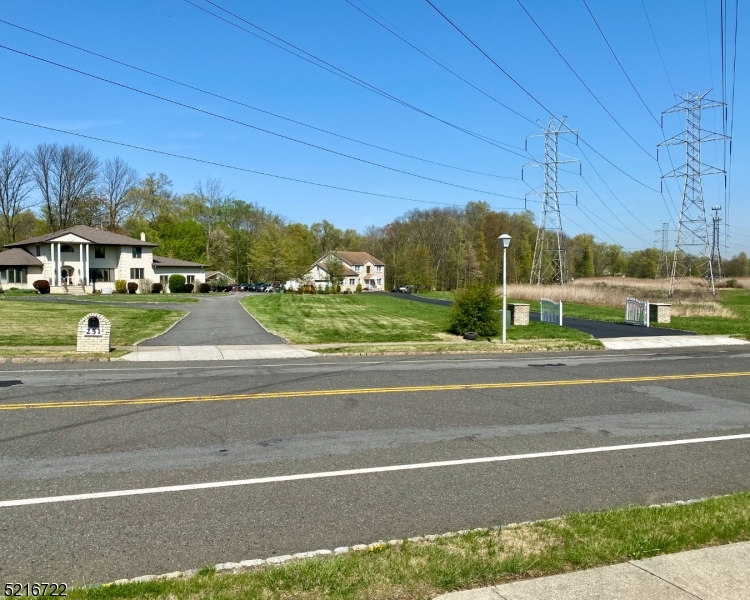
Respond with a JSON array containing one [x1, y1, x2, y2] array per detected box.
[[435, 541, 750, 599], [117, 345, 318, 361], [600, 335, 748, 350]]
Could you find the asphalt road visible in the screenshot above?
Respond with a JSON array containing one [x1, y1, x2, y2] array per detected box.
[[1, 346, 750, 583], [378, 292, 693, 338]]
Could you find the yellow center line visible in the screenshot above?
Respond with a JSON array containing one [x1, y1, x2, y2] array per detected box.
[[2, 371, 750, 411]]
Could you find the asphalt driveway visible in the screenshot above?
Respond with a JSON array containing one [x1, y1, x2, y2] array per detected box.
[[376, 292, 694, 339], [140, 294, 285, 346]]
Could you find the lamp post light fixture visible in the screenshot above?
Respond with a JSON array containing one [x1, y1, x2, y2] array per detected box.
[[498, 234, 512, 344]]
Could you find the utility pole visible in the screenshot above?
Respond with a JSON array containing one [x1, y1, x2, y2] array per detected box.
[[523, 117, 580, 285], [656, 222, 670, 279], [710, 205, 723, 279], [658, 90, 729, 296]]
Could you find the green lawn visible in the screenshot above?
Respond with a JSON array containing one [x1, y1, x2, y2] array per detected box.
[[415, 290, 455, 301], [242, 293, 451, 343], [70, 492, 750, 599], [242, 294, 596, 346], [0, 301, 186, 346], [46, 293, 200, 303]]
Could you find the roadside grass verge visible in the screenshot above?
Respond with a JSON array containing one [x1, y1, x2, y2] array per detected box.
[[70, 492, 750, 599], [242, 294, 451, 343], [0, 348, 130, 360], [0, 302, 186, 346], [314, 337, 601, 355]]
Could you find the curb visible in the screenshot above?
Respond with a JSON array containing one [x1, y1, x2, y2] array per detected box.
[[0, 356, 112, 363], [98, 495, 713, 588]]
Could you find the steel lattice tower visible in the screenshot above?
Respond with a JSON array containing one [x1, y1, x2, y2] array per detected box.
[[710, 205, 723, 279], [523, 117, 579, 285], [656, 222, 670, 279], [659, 90, 728, 296]]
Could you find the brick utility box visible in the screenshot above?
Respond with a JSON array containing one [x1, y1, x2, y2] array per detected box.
[[649, 303, 671, 324], [508, 303, 530, 326], [77, 313, 111, 353]]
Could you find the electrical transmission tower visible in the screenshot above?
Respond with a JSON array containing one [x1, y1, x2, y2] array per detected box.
[[658, 90, 729, 296], [523, 117, 580, 285], [710, 205, 723, 279], [656, 222, 670, 279]]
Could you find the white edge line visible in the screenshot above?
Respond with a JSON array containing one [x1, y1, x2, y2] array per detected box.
[[2, 433, 749, 508]]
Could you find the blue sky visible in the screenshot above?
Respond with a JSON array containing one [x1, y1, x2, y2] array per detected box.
[[0, 0, 746, 253]]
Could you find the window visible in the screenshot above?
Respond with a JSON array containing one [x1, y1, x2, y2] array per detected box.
[[35, 245, 41, 257], [186, 275, 195, 284], [94, 246, 106, 259], [376, 265, 382, 272], [130, 268, 144, 279], [160, 275, 169, 286], [377, 279, 382, 285], [0, 267, 26, 284], [132, 246, 142, 258], [61, 244, 74, 253], [89, 268, 114, 282], [366, 265, 371, 274], [354, 265, 361, 272], [349, 278, 356, 285]]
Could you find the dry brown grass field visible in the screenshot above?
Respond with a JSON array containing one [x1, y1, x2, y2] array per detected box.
[[504, 277, 741, 319]]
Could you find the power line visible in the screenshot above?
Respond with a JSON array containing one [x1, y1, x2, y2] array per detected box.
[[184, 0, 529, 158], [640, 0, 675, 94], [512, 0, 656, 160], [726, 0, 739, 253], [0, 44, 525, 201], [0, 116, 525, 211], [423, 0, 664, 196], [0, 18, 520, 182], [580, 0, 660, 128], [343, 0, 537, 127]]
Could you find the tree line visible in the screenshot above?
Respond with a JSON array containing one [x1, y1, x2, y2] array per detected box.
[[1, 141, 748, 286]]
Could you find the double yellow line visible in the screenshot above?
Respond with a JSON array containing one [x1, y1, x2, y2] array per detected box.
[[2, 371, 749, 412]]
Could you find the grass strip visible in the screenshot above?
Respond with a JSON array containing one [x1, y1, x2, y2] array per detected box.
[[70, 492, 750, 599], [0, 302, 186, 346], [315, 338, 601, 355]]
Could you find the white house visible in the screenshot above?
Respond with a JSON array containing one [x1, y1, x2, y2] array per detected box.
[[0, 225, 206, 293], [291, 251, 386, 292]]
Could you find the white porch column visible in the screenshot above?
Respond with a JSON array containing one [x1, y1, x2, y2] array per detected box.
[[79, 243, 84, 285], [50, 244, 56, 286], [56, 243, 61, 286], [85, 244, 90, 285]]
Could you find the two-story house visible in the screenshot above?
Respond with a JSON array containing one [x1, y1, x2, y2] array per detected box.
[[297, 251, 386, 292], [0, 225, 205, 293]]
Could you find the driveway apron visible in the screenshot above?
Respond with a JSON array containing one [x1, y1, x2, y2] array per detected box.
[[140, 294, 285, 346]]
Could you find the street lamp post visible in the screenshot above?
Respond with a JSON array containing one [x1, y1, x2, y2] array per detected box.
[[498, 234, 512, 344]]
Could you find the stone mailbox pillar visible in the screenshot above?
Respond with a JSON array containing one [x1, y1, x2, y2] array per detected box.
[[649, 303, 671, 324], [77, 313, 111, 353], [508, 303, 530, 326]]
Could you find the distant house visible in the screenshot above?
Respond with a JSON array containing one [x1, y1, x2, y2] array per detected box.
[[205, 271, 236, 284], [0, 225, 205, 293], [291, 251, 386, 292]]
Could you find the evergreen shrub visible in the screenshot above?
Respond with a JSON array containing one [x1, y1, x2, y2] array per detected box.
[[168, 274, 186, 293], [449, 285, 502, 337], [114, 280, 127, 294], [151, 283, 163, 294], [127, 281, 138, 294], [198, 283, 211, 293]]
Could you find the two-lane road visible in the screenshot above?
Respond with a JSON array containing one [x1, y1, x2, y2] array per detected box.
[[1, 347, 750, 583]]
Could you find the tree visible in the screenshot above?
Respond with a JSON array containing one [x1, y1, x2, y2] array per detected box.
[[128, 172, 175, 221], [100, 157, 139, 229], [189, 176, 228, 262], [0, 144, 34, 244], [249, 222, 291, 282], [325, 254, 345, 289], [30, 143, 99, 230]]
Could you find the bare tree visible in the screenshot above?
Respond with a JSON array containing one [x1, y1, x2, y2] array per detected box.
[[0, 143, 34, 244], [100, 156, 139, 229], [30, 143, 99, 230], [192, 176, 228, 261]]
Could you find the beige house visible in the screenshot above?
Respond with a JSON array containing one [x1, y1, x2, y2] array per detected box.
[[0, 225, 205, 293], [295, 251, 386, 292]]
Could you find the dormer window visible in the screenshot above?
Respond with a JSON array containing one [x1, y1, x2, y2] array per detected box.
[[132, 247, 142, 258], [60, 244, 74, 253]]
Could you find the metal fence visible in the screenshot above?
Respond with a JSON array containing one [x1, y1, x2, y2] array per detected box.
[[540, 298, 563, 326], [625, 297, 650, 327]]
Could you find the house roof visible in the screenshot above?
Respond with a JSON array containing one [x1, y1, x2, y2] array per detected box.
[[4, 225, 158, 248], [152, 255, 207, 268], [332, 251, 385, 267], [314, 262, 359, 278], [0, 248, 44, 267]]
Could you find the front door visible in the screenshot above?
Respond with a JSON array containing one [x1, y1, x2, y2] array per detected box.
[[61, 267, 74, 285]]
